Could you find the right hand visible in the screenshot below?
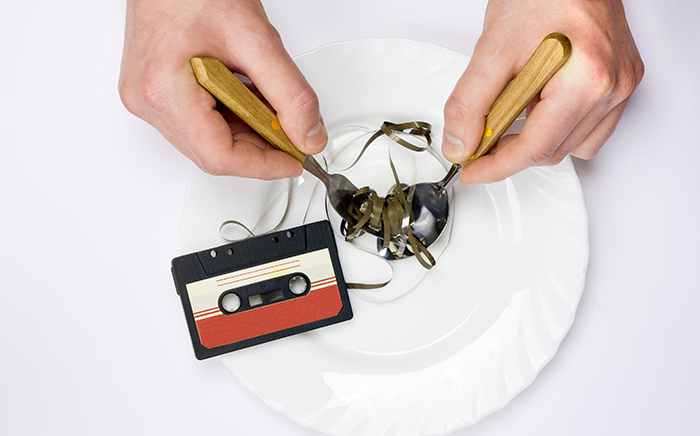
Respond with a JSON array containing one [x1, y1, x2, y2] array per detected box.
[[442, 0, 644, 186], [118, 0, 327, 179]]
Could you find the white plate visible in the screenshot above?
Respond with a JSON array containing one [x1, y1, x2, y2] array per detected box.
[[181, 38, 589, 436]]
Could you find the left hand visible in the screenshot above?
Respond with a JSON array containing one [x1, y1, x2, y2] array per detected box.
[[118, 0, 327, 180], [442, 0, 645, 185]]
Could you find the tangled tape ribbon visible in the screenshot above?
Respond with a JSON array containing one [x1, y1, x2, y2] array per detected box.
[[220, 120, 445, 289], [339, 121, 436, 270]]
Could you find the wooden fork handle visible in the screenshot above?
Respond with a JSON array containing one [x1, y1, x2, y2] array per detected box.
[[190, 57, 306, 164], [470, 33, 572, 161]]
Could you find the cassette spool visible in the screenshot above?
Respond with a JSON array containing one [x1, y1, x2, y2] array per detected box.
[[171, 220, 353, 360]]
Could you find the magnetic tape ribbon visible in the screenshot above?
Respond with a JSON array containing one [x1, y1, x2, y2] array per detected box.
[[338, 121, 436, 271], [219, 178, 292, 240], [219, 120, 442, 289]]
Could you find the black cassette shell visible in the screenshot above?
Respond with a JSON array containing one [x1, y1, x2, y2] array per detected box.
[[171, 220, 353, 360]]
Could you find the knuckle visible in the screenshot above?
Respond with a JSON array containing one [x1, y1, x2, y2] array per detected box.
[[197, 157, 228, 177], [612, 74, 636, 105], [583, 55, 645, 109], [227, 20, 282, 56], [586, 61, 617, 102], [572, 146, 599, 160], [286, 84, 319, 119], [544, 154, 566, 166], [118, 71, 155, 117], [526, 147, 554, 167], [634, 58, 646, 83], [117, 78, 140, 115], [613, 58, 645, 105], [444, 94, 471, 122], [138, 75, 170, 113]]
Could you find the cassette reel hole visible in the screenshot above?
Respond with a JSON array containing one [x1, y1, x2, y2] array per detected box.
[[286, 230, 295, 238], [271, 236, 279, 244], [227, 248, 234, 256], [220, 292, 241, 313], [289, 275, 309, 295], [210, 250, 218, 258]]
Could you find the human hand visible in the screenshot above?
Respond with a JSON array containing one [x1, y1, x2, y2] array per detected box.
[[442, 0, 644, 185], [118, 0, 327, 179]]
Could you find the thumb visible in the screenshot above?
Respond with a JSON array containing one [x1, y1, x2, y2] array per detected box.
[[443, 39, 521, 165], [237, 34, 327, 156]]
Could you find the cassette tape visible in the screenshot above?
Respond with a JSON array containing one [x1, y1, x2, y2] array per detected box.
[[171, 220, 352, 360]]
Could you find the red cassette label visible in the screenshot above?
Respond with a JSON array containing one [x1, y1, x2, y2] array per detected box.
[[187, 249, 342, 348]]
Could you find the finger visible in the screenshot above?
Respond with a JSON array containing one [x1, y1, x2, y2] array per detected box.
[[227, 26, 327, 156], [493, 89, 627, 169], [156, 64, 304, 179], [133, 106, 198, 164], [461, 95, 625, 184], [569, 98, 628, 160], [228, 132, 305, 179], [442, 35, 530, 163], [459, 66, 595, 184], [542, 98, 610, 164], [120, 66, 197, 163]]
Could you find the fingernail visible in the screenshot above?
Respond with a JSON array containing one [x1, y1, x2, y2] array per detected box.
[[305, 121, 327, 152], [442, 133, 465, 158]]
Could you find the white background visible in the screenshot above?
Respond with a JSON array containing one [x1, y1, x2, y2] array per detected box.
[[1, 1, 698, 435]]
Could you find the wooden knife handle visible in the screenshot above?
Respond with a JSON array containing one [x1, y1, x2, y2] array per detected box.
[[471, 33, 572, 161], [190, 57, 306, 164]]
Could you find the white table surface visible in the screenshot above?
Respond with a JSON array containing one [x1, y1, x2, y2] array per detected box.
[[1, 1, 698, 435]]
